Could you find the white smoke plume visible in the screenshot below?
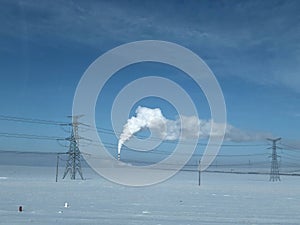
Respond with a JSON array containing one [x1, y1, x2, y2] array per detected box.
[[117, 106, 271, 156]]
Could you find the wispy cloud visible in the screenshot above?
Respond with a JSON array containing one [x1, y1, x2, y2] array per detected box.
[[1, 0, 300, 92], [293, 113, 300, 117]]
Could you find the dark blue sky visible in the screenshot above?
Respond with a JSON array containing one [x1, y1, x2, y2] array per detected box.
[[0, 0, 299, 153]]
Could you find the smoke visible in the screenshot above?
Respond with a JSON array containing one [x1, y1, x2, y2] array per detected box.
[[117, 106, 271, 155], [224, 124, 272, 142], [117, 107, 168, 155]]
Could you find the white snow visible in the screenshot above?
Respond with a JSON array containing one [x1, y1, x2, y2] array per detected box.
[[0, 165, 300, 224]]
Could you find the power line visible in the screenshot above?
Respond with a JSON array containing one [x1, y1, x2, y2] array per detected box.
[[279, 143, 300, 151], [0, 149, 67, 155], [0, 129, 269, 149], [81, 137, 268, 149], [0, 113, 271, 148], [80, 125, 268, 147], [0, 132, 64, 140], [0, 115, 66, 125], [0, 113, 292, 173]]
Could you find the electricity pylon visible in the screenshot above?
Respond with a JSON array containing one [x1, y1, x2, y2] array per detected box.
[[62, 115, 84, 180], [267, 137, 281, 182]]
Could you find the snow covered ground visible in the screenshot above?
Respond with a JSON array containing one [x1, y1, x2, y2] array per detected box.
[[0, 165, 300, 225]]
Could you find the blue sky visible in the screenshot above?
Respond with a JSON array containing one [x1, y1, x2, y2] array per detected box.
[[0, 0, 299, 156]]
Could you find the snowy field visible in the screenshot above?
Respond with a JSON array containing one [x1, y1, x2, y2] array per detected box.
[[1, 165, 300, 225]]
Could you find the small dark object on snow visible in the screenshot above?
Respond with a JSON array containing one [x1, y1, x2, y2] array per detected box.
[[18, 206, 22, 212]]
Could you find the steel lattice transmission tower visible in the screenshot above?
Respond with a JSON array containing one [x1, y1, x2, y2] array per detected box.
[[267, 137, 281, 182], [62, 115, 84, 180]]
